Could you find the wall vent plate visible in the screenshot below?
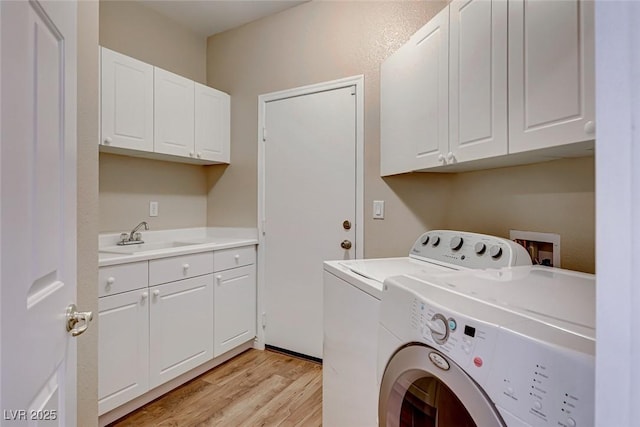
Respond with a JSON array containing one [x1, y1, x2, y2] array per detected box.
[[510, 230, 560, 267]]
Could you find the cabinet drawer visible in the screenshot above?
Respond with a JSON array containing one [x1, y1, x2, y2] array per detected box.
[[214, 246, 256, 272], [149, 252, 213, 286], [99, 261, 148, 297]]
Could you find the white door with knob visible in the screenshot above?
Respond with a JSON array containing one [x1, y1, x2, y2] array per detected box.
[[260, 80, 360, 359], [1, 0, 86, 425]]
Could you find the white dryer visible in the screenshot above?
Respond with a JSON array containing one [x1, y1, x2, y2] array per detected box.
[[322, 230, 531, 427], [378, 266, 595, 427]]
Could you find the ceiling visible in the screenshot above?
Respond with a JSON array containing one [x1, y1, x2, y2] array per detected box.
[[137, 0, 309, 37]]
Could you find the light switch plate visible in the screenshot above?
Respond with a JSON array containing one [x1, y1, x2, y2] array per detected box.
[[373, 200, 385, 219], [149, 201, 158, 217]]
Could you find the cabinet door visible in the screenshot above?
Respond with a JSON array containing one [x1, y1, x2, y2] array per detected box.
[[214, 265, 256, 357], [195, 83, 230, 163], [449, 0, 507, 163], [149, 275, 213, 388], [98, 289, 149, 415], [100, 48, 154, 152], [508, 0, 595, 153], [380, 6, 449, 175], [154, 67, 195, 158]]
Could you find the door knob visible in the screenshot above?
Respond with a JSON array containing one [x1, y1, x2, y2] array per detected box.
[[66, 304, 93, 337], [343, 220, 352, 230], [341, 240, 352, 250]]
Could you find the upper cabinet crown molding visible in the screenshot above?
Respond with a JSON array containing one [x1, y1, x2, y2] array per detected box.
[[380, 0, 595, 176], [99, 47, 231, 165]]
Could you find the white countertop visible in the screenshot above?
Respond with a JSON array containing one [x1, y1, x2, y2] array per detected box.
[[99, 227, 258, 267]]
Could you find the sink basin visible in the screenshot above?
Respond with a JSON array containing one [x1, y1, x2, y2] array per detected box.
[[99, 241, 197, 255]]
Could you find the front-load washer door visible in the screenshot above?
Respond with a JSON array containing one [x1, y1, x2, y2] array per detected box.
[[379, 344, 505, 427]]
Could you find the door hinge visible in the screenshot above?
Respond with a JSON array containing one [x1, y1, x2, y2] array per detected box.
[[262, 312, 267, 329], [262, 219, 266, 235], [262, 127, 267, 141]]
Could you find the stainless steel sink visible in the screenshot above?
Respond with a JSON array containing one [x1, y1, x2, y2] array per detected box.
[[99, 241, 197, 255]]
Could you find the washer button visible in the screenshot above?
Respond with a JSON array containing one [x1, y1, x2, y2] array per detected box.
[[448, 318, 457, 331], [534, 401, 542, 410], [566, 418, 576, 427]]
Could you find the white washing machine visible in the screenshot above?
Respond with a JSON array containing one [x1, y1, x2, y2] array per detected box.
[[322, 230, 531, 427], [378, 265, 595, 427]]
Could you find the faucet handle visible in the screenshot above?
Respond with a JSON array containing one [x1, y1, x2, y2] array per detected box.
[[133, 232, 142, 241], [119, 233, 128, 243]]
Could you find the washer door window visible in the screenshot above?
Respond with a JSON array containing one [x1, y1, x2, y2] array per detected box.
[[379, 345, 505, 427]]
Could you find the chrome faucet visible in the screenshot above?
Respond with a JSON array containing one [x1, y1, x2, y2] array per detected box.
[[118, 221, 149, 245]]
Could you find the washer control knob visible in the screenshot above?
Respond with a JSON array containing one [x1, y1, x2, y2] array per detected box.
[[421, 235, 430, 246], [475, 242, 486, 254], [450, 236, 463, 250], [490, 245, 503, 259], [432, 236, 441, 247], [426, 313, 449, 344]]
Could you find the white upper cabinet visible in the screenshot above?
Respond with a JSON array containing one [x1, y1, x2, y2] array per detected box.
[[99, 47, 230, 164], [154, 68, 196, 158], [381, 6, 449, 175], [449, 0, 508, 163], [195, 83, 231, 163], [380, 0, 594, 174], [508, 0, 595, 153], [101, 47, 154, 152]]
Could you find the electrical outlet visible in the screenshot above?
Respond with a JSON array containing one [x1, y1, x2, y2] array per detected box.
[[149, 201, 158, 217]]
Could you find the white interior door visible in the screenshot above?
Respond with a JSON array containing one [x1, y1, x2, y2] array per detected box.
[[1, 1, 82, 425], [263, 85, 357, 359]]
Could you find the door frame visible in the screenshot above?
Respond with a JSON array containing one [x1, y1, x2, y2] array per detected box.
[[256, 75, 364, 349]]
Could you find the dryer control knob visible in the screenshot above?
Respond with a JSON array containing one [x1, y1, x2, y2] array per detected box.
[[450, 236, 463, 250], [432, 236, 441, 247], [427, 313, 449, 344], [475, 242, 486, 254], [490, 245, 503, 259], [421, 236, 430, 246]]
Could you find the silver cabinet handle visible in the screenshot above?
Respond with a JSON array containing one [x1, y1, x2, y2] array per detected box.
[[66, 304, 93, 337]]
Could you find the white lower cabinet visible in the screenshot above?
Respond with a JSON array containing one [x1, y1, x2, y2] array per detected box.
[[149, 275, 214, 388], [214, 265, 256, 357], [98, 289, 150, 415], [98, 244, 257, 417]]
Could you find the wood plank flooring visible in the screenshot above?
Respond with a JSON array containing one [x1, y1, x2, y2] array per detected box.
[[108, 349, 323, 427]]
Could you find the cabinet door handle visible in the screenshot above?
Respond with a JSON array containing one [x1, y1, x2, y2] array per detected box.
[[141, 292, 148, 301], [153, 290, 160, 298], [106, 277, 115, 285], [189, 151, 195, 157], [103, 137, 112, 145], [182, 263, 190, 270], [438, 153, 446, 164], [234, 254, 240, 262], [197, 152, 202, 159], [216, 275, 223, 284], [446, 152, 456, 164]]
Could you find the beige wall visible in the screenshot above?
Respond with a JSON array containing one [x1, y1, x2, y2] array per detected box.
[[99, 153, 208, 232], [99, 0, 206, 83], [77, 1, 100, 425], [98, 0, 209, 233], [205, 1, 596, 272], [445, 157, 595, 272]]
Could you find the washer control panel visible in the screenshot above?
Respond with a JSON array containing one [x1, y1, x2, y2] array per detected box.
[[410, 230, 531, 269], [410, 297, 498, 386]]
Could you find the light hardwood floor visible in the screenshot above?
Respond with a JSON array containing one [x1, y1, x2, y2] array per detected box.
[[108, 349, 322, 427]]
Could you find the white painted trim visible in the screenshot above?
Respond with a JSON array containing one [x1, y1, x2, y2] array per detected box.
[[594, 1, 640, 425], [256, 75, 365, 349]]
